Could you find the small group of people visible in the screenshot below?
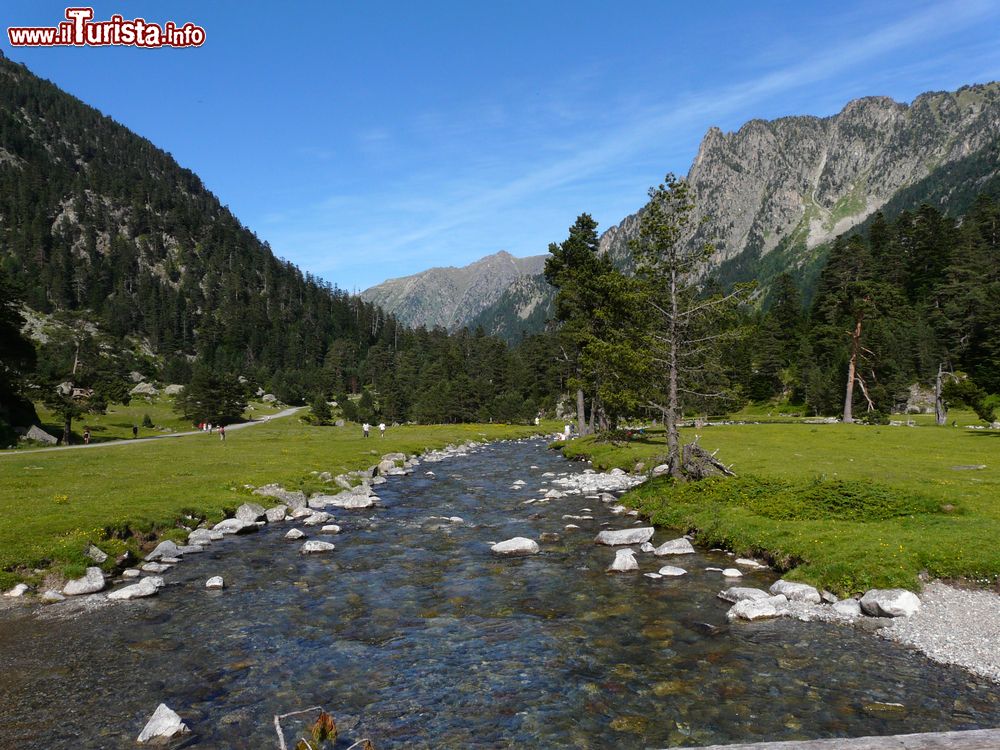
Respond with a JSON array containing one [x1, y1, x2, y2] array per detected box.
[[361, 422, 387, 438], [196, 421, 226, 441]]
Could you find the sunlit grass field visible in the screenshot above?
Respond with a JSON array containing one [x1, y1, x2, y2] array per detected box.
[[0, 417, 553, 589], [562, 414, 1000, 594]]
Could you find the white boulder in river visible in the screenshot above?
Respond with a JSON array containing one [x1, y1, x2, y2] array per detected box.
[[62, 567, 105, 596], [594, 527, 654, 546], [205, 576, 225, 590], [108, 577, 162, 600], [860, 588, 921, 618], [769, 579, 822, 604], [300, 541, 335, 554], [658, 566, 687, 577], [608, 548, 639, 572], [137, 703, 189, 743], [491, 537, 540, 556], [653, 538, 695, 556]]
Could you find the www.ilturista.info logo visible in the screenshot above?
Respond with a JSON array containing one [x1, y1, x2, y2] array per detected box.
[[8, 7, 205, 48]]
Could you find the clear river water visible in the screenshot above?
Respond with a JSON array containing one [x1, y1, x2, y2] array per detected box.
[[1, 439, 998, 749]]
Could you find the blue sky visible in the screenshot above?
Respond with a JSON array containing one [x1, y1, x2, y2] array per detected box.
[[4, 1, 1000, 291]]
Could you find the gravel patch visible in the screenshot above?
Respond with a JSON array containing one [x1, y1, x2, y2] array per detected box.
[[882, 581, 1000, 683]]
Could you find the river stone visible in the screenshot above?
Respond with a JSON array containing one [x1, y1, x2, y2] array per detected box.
[[303, 511, 332, 526], [320, 524, 341, 534], [122, 569, 141, 579], [734, 557, 767, 569], [328, 494, 375, 509], [40, 590, 65, 603], [539, 532, 561, 543], [85, 544, 108, 563], [728, 595, 789, 621], [213, 518, 258, 535], [382, 452, 406, 462], [770, 579, 822, 604], [141, 562, 170, 574], [265, 506, 287, 523], [491, 537, 540, 556], [860, 588, 921, 618], [658, 566, 687, 577], [137, 703, 189, 743], [595, 527, 654, 546], [63, 567, 105, 596], [653, 538, 695, 556], [639, 542, 655, 553], [146, 540, 181, 561], [371, 475, 387, 485], [284, 528, 306, 540], [300, 541, 335, 554], [832, 598, 863, 617], [108, 577, 161, 600], [290, 506, 313, 519], [205, 576, 225, 590], [608, 548, 639, 572], [718, 586, 770, 603], [235, 502, 267, 523], [377, 459, 396, 475], [4, 583, 29, 597], [177, 545, 204, 555], [188, 529, 214, 545], [722, 568, 743, 578]]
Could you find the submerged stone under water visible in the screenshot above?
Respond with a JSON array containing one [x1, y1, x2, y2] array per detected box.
[[0, 439, 998, 748]]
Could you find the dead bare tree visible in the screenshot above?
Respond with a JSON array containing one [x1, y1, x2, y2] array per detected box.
[[630, 175, 752, 477]]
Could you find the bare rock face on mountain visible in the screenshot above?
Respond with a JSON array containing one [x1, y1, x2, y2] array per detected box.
[[600, 83, 1000, 270], [360, 250, 546, 330]]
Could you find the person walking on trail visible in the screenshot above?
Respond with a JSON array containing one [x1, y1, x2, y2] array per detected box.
[[132, 425, 138, 439], [379, 422, 386, 438], [362, 422, 370, 438], [219, 425, 226, 442], [83, 428, 90, 445]]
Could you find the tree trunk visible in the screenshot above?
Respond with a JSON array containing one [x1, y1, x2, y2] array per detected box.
[[667, 269, 680, 474], [935, 363, 947, 426], [588, 398, 596, 434], [62, 413, 72, 446], [842, 316, 862, 423], [576, 388, 587, 437]]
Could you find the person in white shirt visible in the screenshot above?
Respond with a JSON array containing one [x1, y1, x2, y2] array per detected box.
[[379, 422, 386, 438], [362, 422, 370, 438]]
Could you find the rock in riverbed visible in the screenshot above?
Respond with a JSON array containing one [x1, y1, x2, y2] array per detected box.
[[146, 540, 181, 561], [658, 566, 687, 577], [769, 579, 821, 604], [860, 588, 921, 618], [728, 594, 789, 621], [718, 587, 770, 603], [235, 502, 267, 522], [137, 703, 189, 743], [265, 505, 287, 523], [205, 576, 225, 590], [63, 567, 105, 596], [653, 538, 695, 556], [595, 527, 654, 546], [4, 583, 29, 597], [213, 518, 258, 535], [284, 529, 306, 540], [300, 541, 335, 554], [608, 548, 639, 572], [108, 577, 162, 600], [491, 537, 540, 556]]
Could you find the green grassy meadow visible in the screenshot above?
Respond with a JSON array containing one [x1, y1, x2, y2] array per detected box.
[[27, 394, 286, 445], [0, 417, 552, 590], [561, 416, 1000, 595]]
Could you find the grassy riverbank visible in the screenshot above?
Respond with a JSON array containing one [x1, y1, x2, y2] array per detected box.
[[0, 418, 551, 589], [560, 418, 1000, 595]]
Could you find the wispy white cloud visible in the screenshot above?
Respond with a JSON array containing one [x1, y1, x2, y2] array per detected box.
[[267, 0, 1000, 288]]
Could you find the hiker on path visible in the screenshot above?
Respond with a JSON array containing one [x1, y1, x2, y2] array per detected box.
[[219, 425, 226, 442], [362, 422, 370, 438], [379, 422, 386, 438], [83, 428, 90, 445], [132, 425, 138, 439]]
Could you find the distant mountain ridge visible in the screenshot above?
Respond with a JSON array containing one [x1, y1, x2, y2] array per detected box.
[[368, 82, 1000, 341], [360, 250, 546, 330]]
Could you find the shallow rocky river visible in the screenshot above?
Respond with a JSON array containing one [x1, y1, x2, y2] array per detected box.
[[1, 439, 998, 749]]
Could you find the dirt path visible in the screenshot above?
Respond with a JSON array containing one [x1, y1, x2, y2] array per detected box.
[[1, 407, 303, 456]]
